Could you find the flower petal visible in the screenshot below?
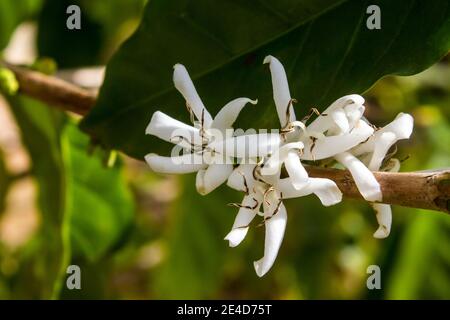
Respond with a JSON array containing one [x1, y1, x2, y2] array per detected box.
[[284, 151, 308, 190], [195, 163, 234, 195], [352, 113, 414, 156], [344, 102, 365, 129], [307, 94, 364, 133], [301, 120, 374, 160], [260, 142, 303, 176], [145, 153, 206, 174], [215, 133, 282, 158], [145, 111, 200, 148], [334, 152, 382, 202], [368, 132, 397, 171], [227, 164, 257, 191], [253, 201, 287, 277], [224, 194, 261, 247], [381, 112, 414, 140], [264, 55, 295, 127], [371, 203, 392, 239], [173, 64, 213, 127], [331, 108, 350, 133], [277, 177, 342, 206], [212, 98, 258, 131]]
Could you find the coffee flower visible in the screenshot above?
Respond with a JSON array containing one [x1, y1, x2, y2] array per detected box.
[[144, 56, 414, 277], [145, 64, 258, 195], [350, 112, 414, 238], [225, 162, 342, 277], [223, 56, 342, 277]]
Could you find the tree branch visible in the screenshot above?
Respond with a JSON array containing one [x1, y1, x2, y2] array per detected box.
[[2, 62, 449, 214], [1, 61, 95, 115], [306, 166, 449, 213]]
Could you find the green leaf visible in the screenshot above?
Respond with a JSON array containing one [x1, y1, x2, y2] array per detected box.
[[8, 96, 134, 298], [81, 0, 450, 159], [386, 212, 450, 299], [37, 0, 146, 67], [155, 176, 233, 299], [0, 0, 43, 50], [64, 123, 135, 262], [8, 95, 69, 299], [37, 0, 104, 68]]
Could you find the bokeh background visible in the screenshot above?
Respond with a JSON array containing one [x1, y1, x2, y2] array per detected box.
[[0, 0, 449, 299]]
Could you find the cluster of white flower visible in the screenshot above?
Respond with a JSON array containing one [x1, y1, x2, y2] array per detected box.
[[145, 56, 414, 277]]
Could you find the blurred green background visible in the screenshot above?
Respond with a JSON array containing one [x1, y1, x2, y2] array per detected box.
[[0, 0, 449, 299]]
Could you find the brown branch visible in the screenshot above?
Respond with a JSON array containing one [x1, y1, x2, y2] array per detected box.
[[2, 62, 449, 214], [306, 166, 450, 213], [1, 61, 95, 115]]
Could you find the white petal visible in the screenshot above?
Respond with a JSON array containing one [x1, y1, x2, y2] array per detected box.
[[227, 163, 258, 191], [260, 142, 303, 176], [384, 158, 401, 172], [211, 98, 257, 131], [173, 64, 213, 127], [253, 202, 287, 277], [195, 163, 233, 195], [307, 95, 364, 133], [145, 111, 200, 148], [334, 152, 382, 202], [224, 195, 261, 247], [145, 153, 206, 174], [344, 103, 365, 128], [352, 113, 414, 156], [277, 177, 342, 206], [331, 108, 350, 133], [372, 203, 392, 239], [284, 151, 308, 189], [381, 113, 414, 140], [216, 133, 282, 158], [301, 120, 374, 160], [264, 55, 295, 126], [368, 132, 397, 171]]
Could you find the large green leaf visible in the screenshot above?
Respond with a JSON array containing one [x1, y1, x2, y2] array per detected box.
[[155, 176, 234, 299], [0, 0, 43, 50], [81, 0, 450, 159], [386, 212, 450, 299], [37, 0, 104, 68], [8, 96, 134, 298], [37, 0, 146, 67], [65, 123, 135, 262], [9, 96, 69, 298]]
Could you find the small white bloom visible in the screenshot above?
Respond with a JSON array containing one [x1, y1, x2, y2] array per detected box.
[[145, 64, 257, 195], [263, 55, 309, 189], [225, 161, 341, 277], [351, 113, 414, 238], [298, 94, 381, 202], [143, 56, 415, 278]]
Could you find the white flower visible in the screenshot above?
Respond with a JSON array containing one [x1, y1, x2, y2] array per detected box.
[[225, 162, 342, 277], [263, 56, 376, 199], [143, 57, 415, 278], [263, 56, 412, 239], [220, 56, 342, 277], [261, 56, 309, 189], [300, 95, 381, 202], [350, 113, 414, 238], [145, 64, 258, 195]]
